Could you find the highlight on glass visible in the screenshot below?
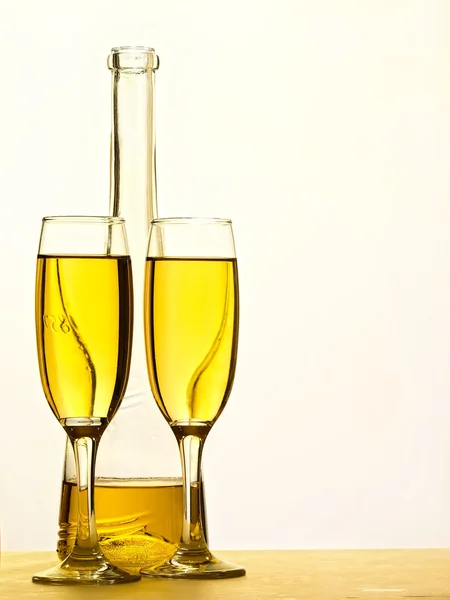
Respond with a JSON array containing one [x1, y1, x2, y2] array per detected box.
[[33, 216, 139, 585], [141, 217, 245, 579]]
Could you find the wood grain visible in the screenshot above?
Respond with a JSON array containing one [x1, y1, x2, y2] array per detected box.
[[1, 549, 450, 599]]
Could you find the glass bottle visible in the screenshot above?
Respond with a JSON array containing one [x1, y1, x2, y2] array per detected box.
[[57, 46, 183, 574]]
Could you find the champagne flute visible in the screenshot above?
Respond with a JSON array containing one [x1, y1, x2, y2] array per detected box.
[[33, 216, 139, 585], [141, 217, 245, 579]]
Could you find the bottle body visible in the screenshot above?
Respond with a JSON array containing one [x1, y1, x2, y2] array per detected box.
[[57, 46, 189, 571], [57, 449, 183, 572]]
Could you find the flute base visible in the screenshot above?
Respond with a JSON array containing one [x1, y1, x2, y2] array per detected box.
[[32, 556, 140, 585], [141, 550, 246, 579]]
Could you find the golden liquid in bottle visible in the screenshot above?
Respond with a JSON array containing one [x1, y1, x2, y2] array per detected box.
[[35, 255, 133, 428], [144, 258, 239, 425], [58, 477, 183, 573]]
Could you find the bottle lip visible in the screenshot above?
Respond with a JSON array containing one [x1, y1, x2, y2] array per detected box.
[[108, 46, 159, 71], [111, 45, 155, 54]]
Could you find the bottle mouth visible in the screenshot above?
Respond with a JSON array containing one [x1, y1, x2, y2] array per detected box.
[[108, 46, 159, 71], [111, 45, 155, 54]]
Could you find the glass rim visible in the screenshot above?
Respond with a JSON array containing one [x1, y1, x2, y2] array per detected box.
[[42, 216, 125, 224], [151, 217, 232, 226]]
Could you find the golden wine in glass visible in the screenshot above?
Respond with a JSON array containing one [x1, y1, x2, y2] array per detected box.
[[33, 216, 139, 585], [141, 217, 245, 579]]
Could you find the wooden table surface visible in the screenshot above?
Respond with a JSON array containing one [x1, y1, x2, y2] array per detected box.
[[1, 550, 450, 599]]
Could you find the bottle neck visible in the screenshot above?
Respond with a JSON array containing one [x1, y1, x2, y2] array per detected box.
[[109, 49, 159, 258], [108, 48, 159, 397]]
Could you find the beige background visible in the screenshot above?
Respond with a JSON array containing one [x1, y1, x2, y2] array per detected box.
[[1, 0, 450, 551]]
